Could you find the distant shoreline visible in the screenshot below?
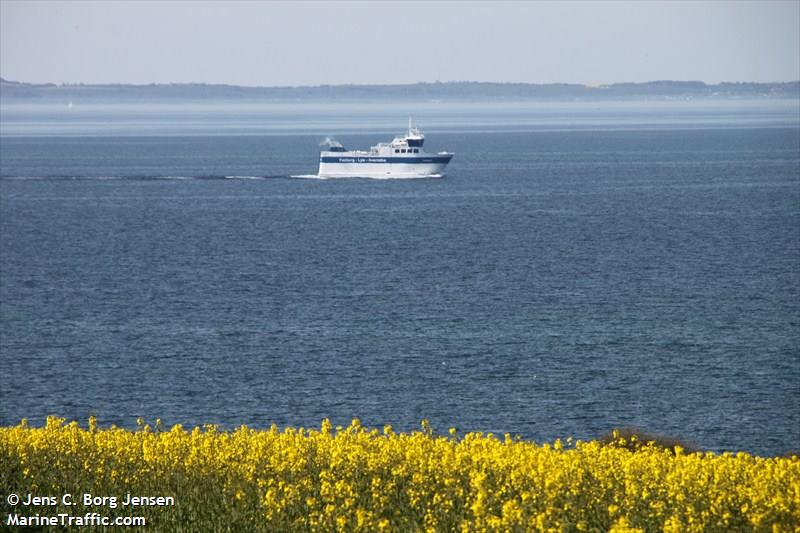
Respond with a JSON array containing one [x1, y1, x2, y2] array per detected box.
[[2, 78, 798, 103]]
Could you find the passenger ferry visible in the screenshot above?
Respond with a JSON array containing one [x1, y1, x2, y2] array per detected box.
[[318, 119, 453, 178]]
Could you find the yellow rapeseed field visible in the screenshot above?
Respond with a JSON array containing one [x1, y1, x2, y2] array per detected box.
[[1, 417, 798, 532]]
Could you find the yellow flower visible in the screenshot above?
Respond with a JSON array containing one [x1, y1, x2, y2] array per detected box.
[[0, 417, 797, 531]]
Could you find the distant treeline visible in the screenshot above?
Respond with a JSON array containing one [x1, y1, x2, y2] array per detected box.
[[1, 78, 798, 102]]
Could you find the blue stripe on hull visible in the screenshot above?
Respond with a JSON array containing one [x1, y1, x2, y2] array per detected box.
[[319, 156, 453, 164]]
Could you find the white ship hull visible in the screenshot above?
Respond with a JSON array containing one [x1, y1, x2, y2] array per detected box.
[[318, 158, 451, 178]]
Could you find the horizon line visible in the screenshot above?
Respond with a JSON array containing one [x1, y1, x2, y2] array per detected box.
[[3, 77, 799, 89]]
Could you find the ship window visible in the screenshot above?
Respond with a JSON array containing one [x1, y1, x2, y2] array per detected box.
[[401, 149, 406, 153], [413, 149, 419, 153], [394, 149, 399, 153]]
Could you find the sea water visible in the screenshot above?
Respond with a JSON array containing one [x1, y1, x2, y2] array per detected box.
[[1, 100, 798, 455]]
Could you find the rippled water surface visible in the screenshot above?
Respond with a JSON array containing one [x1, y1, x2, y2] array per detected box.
[[1, 101, 798, 455]]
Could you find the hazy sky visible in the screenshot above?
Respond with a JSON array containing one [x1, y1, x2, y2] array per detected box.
[[1, 1, 798, 86]]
